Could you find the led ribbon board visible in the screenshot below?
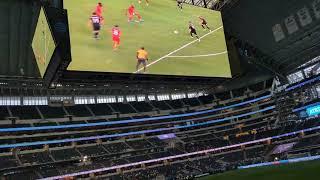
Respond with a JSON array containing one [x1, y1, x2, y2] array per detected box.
[[307, 105, 320, 116]]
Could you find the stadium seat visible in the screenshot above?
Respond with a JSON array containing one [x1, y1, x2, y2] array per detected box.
[[19, 151, 53, 165], [51, 148, 81, 161], [130, 101, 154, 112], [9, 106, 41, 120], [198, 95, 214, 105], [0, 107, 9, 120], [110, 103, 136, 114], [150, 101, 172, 110], [0, 155, 19, 169], [87, 104, 114, 116], [64, 105, 92, 117], [77, 145, 108, 157], [164, 100, 184, 109], [37, 106, 66, 119], [182, 98, 201, 107]]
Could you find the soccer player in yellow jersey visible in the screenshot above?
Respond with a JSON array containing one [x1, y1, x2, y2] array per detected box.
[[136, 47, 148, 73]]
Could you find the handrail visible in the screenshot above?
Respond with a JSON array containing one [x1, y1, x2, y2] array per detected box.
[[0, 106, 275, 149], [292, 101, 320, 112], [285, 75, 320, 92], [39, 125, 320, 180]]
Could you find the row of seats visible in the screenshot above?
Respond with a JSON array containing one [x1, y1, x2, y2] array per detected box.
[[0, 95, 274, 151], [0, 79, 274, 121], [0, 97, 210, 120], [3, 123, 319, 179], [1, 116, 318, 171]]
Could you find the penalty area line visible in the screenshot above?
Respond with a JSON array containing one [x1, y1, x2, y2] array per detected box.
[[167, 51, 227, 58], [133, 26, 223, 73]]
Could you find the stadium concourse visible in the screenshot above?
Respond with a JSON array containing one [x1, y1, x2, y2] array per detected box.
[[1, 0, 320, 180]]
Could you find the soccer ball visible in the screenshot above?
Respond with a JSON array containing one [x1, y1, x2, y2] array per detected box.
[[174, 30, 179, 34]]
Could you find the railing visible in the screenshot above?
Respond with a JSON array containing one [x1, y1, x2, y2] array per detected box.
[[39, 125, 320, 180], [238, 155, 320, 169], [0, 106, 275, 149], [0, 95, 272, 133]]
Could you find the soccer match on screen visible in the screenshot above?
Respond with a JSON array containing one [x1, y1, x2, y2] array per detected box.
[[2, 0, 320, 179], [32, 7, 56, 77], [65, 0, 231, 77]]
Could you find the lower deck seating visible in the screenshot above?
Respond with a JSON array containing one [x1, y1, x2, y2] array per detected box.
[[19, 152, 53, 164], [77, 145, 108, 157], [51, 148, 81, 161], [222, 151, 244, 162], [245, 146, 266, 159], [126, 140, 153, 150], [38, 166, 61, 178], [103, 142, 131, 153], [0, 155, 19, 169]]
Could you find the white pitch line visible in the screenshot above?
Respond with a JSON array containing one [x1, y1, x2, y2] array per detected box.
[[167, 51, 227, 58], [134, 26, 223, 73]]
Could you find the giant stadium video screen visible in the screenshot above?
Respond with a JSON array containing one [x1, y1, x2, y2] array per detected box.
[[32, 7, 56, 77], [65, 0, 231, 78]]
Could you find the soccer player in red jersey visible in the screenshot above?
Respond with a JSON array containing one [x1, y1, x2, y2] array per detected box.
[[127, 4, 142, 22], [127, 4, 135, 22], [111, 25, 121, 50], [95, 2, 103, 18]]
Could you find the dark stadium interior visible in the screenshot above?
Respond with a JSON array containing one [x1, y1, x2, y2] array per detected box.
[[1, 0, 320, 180]]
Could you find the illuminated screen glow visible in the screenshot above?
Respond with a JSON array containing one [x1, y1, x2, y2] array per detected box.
[[271, 142, 296, 154], [307, 105, 320, 116], [65, 0, 231, 77], [32, 7, 56, 77], [157, 133, 176, 140]]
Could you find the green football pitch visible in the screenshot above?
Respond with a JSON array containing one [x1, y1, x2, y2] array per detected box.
[[32, 7, 56, 77], [200, 160, 320, 180], [65, 0, 231, 78]]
